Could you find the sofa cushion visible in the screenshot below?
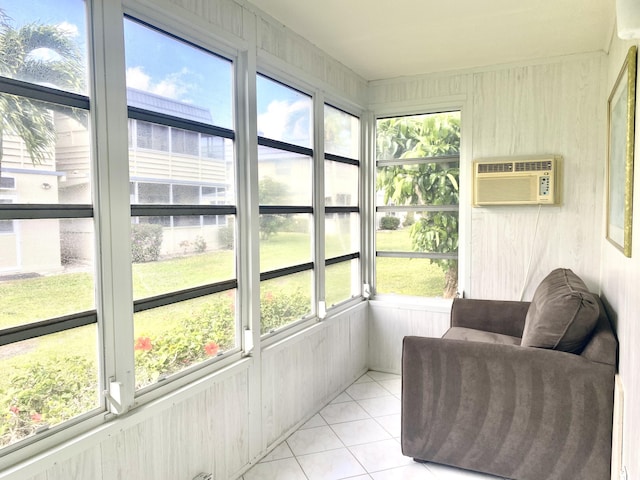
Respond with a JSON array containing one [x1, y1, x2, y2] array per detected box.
[[443, 327, 521, 346], [521, 268, 599, 353]]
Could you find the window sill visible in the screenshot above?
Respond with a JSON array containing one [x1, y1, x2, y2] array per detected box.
[[369, 294, 453, 313]]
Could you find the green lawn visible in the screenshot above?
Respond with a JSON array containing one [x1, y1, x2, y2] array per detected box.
[[0, 229, 445, 331], [376, 228, 446, 296], [0, 229, 445, 443], [0, 229, 444, 364]]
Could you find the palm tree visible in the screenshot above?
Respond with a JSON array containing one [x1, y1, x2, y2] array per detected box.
[[0, 10, 83, 172]]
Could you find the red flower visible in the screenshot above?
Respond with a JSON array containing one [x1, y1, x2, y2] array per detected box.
[[31, 412, 42, 422], [265, 292, 274, 302], [204, 342, 219, 356], [134, 336, 152, 351], [9, 406, 19, 415]]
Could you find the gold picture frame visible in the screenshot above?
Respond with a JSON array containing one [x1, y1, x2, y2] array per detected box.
[[607, 45, 637, 257]]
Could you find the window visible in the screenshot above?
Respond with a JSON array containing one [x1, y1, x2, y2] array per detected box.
[[124, 17, 237, 390], [0, 177, 15, 189], [0, 199, 14, 233], [375, 111, 460, 298], [0, 0, 99, 451], [257, 74, 313, 335], [324, 104, 361, 307]]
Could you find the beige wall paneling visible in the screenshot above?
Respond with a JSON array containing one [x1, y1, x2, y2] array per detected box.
[[368, 73, 469, 107], [43, 446, 103, 480], [98, 368, 249, 480], [24, 475, 47, 480], [470, 54, 606, 300], [601, 33, 640, 480], [261, 303, 368, 450], [367, 300, 451, 373], [254, 12, 367, 106], [140, 0, 245, 40]]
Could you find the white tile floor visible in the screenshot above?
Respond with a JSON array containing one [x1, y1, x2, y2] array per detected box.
[[243, 371, 507, 480]]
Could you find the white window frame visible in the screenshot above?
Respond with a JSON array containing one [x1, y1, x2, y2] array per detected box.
[[370, 100, 471, 301]]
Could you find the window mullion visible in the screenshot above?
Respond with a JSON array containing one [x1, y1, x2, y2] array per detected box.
[[314, 93, 325, 317], [91, 0, 136, 414]]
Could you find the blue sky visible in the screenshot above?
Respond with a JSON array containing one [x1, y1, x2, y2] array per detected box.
[[3, 0, 308, 136]]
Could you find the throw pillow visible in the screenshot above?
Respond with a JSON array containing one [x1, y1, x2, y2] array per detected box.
[[521, 268, 599, 353]]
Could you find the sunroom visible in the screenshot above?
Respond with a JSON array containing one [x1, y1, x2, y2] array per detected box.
[[0, 0, 639, 479]]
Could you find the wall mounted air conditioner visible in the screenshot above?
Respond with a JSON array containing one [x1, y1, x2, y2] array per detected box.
[[473, 156, 561, 206]]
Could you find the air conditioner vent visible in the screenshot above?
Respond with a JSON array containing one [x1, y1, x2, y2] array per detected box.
[[473, 156, 561, 206], [514, 160, 553, 172], [477, 163, 513, 173]]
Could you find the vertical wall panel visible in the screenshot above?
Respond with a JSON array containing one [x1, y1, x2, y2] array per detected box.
[[44, 447, 102, 480], [166, 0, 244, 38], [368, 73, 468, 107], [256, 17, 368, 105], [601, 34, 640, 480], [261, 303, 368, 449], [368, 301, 451, 373], [471, 55, 605, 299]]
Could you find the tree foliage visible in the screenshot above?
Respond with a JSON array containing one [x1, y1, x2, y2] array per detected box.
[[376, 113, 460, 297], [0, 12, 84, 167], [258, 176, 292, 240]]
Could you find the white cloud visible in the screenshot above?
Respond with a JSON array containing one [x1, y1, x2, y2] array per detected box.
[[56, 21, 79, 37], [126, 66, 194, 102], [257, 99, 311, 144], [126, 66, 151, 91]]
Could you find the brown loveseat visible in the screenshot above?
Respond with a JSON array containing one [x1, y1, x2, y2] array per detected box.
[[401, 269, 618, 480]]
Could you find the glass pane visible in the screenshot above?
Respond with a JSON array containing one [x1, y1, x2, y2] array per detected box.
[[376, 111, 460, 161], [260, 272, 312, 335], [376, 211, 458, 254], [0, 219, 95, 328], [0, 0, 89, 95], [0, 94, 91, 204], [259, 214, 311, 272], [376, 257, 454, 297], [0, 325, 99, 449], [124, 18, 233, 129], [324, 105, 359, 158], [258, 146, 312, 205], [129, 124, 235, 202], [131, 216, 235, 300], [326, 259, 360, 307], [376, 161, 459, 207], [325, 213, 359, 259], [325, 161, 358, 206], [134, 291, 237, 389], [256, 75, 312, 148], [137, 183, 169, 204], [173, 184, 199, 204]]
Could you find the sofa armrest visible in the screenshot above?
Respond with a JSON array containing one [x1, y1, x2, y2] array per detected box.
[[402, 336, 615, 480], [451, 298, 530, 338]]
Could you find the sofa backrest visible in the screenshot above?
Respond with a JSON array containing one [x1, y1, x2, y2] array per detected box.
[[580, 296, 618, 367]]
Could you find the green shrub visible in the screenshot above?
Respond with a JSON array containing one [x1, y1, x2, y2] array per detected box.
[[379, 215, 400, 230], [259, 214, 290, 240], [194, 235, 207, 253], [134, 295, 236, 387], [131, 223, 163, 262], [0, 355, 96, 447], [219, 224, 234, 250], [260, 289, 310, 334]]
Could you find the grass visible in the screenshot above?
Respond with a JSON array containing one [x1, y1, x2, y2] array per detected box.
[[376, 228, 446, 296], [0, 229, 444, 365], [0, 228, 445, 440]]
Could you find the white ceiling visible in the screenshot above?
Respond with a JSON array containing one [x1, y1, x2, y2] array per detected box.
[[246, 0, 616, 81]]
